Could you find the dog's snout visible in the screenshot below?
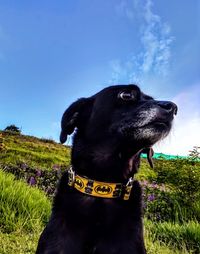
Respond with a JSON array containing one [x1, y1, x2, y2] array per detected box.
[[157, 101, 178, 115]]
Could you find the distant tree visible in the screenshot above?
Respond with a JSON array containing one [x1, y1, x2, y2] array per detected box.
[[189, 146, 200, 160], [4, 124, 21, 134]]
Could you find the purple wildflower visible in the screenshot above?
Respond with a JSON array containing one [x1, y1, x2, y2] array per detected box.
[[147, 193, 156, 202], [29, 176, 36, 186], [36, 169, 42, 177]]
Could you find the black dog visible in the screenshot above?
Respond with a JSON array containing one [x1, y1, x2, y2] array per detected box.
[[36, 84, 177, 254]]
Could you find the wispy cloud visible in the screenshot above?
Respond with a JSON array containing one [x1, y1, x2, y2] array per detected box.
[[115, 0, 135, 20], [140, 0, 174, 75], [110, 0, 174, 84]]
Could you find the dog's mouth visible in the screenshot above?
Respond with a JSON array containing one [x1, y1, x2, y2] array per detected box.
[[141, 112, 174, 130], [145, 117, 173, 129], [137, 107, 175, 128], [111, 101, 177, 146], [117, 115, 174, 147], [145, 120, 172, 137]]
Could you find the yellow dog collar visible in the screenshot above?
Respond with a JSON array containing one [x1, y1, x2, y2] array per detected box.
[[67, 167, 133, 200]]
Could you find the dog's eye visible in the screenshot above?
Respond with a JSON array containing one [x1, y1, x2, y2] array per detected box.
[[118, 91, 136, 101]]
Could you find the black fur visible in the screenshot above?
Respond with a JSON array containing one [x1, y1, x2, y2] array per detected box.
[[36, 84, 177, 254]]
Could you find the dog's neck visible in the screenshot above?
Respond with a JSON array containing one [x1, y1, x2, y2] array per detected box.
[[71, 136, 142, 183]]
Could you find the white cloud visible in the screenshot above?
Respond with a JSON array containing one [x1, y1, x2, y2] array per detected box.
[[154, 84, 200, 156], [115, 0, 135, 20], [141, 0, 174, 76], [108, 59, 137, 84], [110, 0, 174, 84]]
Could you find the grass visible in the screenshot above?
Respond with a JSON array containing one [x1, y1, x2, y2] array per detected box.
[[0, 170, 51, 233], [0, 169, 51, 254], [0, 231, 40, 254], [145, 236, 191, 254], [145, 220, 200, 253], [0, 169, 198, 254], [1, 229, 192, 254], [0, 130, 70, 169], [0, 130, 200, 253]]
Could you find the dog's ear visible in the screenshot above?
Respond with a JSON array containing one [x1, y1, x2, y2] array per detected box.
[[142, 147, 154, 168], [60, 98, 92, 144]]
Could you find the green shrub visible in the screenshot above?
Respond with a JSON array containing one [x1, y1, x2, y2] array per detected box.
[[189, 146, 200, 161], [141, 181, 181, 222], [146, 159, 200, 221]]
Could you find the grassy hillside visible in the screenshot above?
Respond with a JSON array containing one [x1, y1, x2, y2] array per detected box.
[[0, 130, 70, 169], [0, 130, 200, 253]]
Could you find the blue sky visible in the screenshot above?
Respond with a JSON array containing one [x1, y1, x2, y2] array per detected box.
[[0, 0, 199, 155]]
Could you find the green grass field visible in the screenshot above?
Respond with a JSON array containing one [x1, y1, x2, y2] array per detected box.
[[0, 130, 199, 253]]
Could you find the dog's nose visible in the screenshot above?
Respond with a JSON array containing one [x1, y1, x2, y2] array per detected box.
[[157, 101, 178, 115]]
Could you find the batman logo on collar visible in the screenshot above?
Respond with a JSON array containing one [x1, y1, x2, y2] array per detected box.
[[94, 185, 112, 195], [74, 178, 84, 189]]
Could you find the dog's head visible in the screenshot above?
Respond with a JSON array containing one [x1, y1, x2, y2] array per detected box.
[[60, 85, 177, 179], [60, 85, 177, 146]]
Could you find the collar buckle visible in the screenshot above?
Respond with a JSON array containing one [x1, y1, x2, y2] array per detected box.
[[126, 176, 134, 187], [123, 177, 134, 200], [68, 167, 75, 186]]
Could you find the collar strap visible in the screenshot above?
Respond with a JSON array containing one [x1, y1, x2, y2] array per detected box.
[[67, 167, 134, 200]]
